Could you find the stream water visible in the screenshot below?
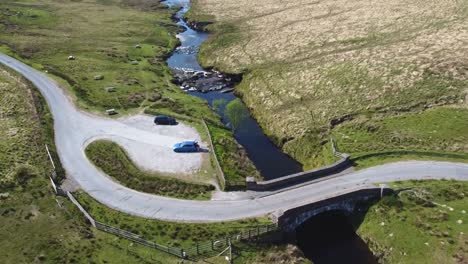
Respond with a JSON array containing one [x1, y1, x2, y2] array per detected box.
[[163, 0, 302, 180], [162, 1, 377, 263]]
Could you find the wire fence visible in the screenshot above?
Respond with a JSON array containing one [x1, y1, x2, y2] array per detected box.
[[65, 188, 277, 260], [45, 142, 277, 261], [330, 137, 348, 159], [183, 223, 278, 259], [201, 118, 227, 190]]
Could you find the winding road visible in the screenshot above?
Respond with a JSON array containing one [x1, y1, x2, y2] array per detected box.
[[1, 52, 468, 222]]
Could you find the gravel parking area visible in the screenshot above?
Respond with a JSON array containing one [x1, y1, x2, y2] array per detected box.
[[95, 114, 208, 174]]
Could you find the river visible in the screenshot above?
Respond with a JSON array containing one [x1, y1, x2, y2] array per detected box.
[[163, 0, 303, 180], [161, 1, 378, 263]]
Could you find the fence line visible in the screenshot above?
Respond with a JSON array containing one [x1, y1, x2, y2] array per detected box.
[[66, 192, 96, 227], [49, 176, 58, 194], [201, 118, 226, 190], [330, 137, 347, 159], [64, 191, 276, 260], [44, 131, 277, 261]]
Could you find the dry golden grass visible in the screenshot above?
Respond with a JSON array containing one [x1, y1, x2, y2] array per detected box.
[[192, 0, 468, 168]]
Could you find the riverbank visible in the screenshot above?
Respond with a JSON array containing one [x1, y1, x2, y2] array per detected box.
[[164, 0, 303, 180], [186, 0, 468, 170], [357, 180, 468, 263]]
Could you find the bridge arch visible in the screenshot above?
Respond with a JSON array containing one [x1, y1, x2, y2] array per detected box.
[[276, 188, 391, 232]]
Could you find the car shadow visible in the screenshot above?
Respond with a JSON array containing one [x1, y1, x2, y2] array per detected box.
[[198, 147, 210, 153]]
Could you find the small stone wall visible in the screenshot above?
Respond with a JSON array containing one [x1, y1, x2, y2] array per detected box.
[[246, 138, 351, 191], [246, 154, 351, 191]]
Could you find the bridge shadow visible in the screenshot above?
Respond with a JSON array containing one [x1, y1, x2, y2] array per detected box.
[[225, 199, 380, 264], [294, 203, 378, 264], [276, 189, 392, 264]]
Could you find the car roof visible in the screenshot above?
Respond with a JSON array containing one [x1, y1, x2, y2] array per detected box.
[[156, 115, 169, 118], [181, 141, 197, 145]]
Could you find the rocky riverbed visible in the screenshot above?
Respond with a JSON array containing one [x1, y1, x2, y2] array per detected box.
[[171, 67, 240, 93]]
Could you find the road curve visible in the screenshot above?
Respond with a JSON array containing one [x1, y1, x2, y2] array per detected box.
[[1, 52, 468, 222]]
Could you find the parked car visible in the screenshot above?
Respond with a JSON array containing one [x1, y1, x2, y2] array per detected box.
[[154, 115, 176, 125], [173, 141, 200, 153]]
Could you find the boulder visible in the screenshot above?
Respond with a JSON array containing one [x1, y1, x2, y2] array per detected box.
[[106, 109, 117, 115], [105, 87, 116, 92], [94, 75, 104, 80]]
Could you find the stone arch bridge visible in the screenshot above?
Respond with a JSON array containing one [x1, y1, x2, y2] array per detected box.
[[276, 188, 393, 232]]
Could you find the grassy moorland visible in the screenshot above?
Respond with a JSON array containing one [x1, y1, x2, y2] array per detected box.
[[188, 0, 468, 169], [357, 180, 468, 263], [0, 0, 181, 113], [333, 107, 468, 168], [0, 66, 182, 263], [0, 63, 292, 264], [0, 0, 258, 187]]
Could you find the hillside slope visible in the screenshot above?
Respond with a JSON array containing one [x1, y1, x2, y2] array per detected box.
[[190, 0, 468, 168]]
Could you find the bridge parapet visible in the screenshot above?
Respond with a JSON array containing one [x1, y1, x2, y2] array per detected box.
[[246, 138, 351, 191], [246, 154, 351, 191]]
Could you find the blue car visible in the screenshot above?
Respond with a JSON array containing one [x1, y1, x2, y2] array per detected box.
[[173, 141, 200, 153]]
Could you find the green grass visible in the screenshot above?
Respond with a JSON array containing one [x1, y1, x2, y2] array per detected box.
[[0, 0, 260, 189], [189, 0, 468, 171], [75, 191, 272, 247], [0, 62, 281, 264], [0, 65, 179, 264], [357, 180, 468, 263], [332, 107, 468, 168], [85, 140, 215, 200], [207, 122, 260, 188], [75, 190, 306, 263], [0, 0, 179, 113]]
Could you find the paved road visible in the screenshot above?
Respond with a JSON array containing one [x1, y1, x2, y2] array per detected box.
[[1, 53, 468, 222]]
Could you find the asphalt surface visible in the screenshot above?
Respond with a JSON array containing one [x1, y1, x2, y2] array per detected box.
[[1, 52, 468, 222]]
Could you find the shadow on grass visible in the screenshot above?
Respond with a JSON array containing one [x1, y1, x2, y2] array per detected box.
[[352, 150, 468, 162]]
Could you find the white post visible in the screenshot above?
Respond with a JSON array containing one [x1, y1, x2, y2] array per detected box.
[[229, 238, 232, 264], [45, 145, 56, 169]]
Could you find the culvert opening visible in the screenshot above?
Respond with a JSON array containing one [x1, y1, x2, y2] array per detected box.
[[295, 210, 377, 264]]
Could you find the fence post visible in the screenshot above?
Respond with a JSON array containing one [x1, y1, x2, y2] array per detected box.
[[201, 118, 226, 190], [248, 230, 251, 240], [45, 144, 56, 170], [211, 240, 214, 250], [196, 242, 199, 255]]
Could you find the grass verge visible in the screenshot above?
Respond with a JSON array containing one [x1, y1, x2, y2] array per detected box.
[[333, 107, 468, 168], [75, 191, 272, 248], [85, 140, 215, 200], [357, 180, 468, 263]]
